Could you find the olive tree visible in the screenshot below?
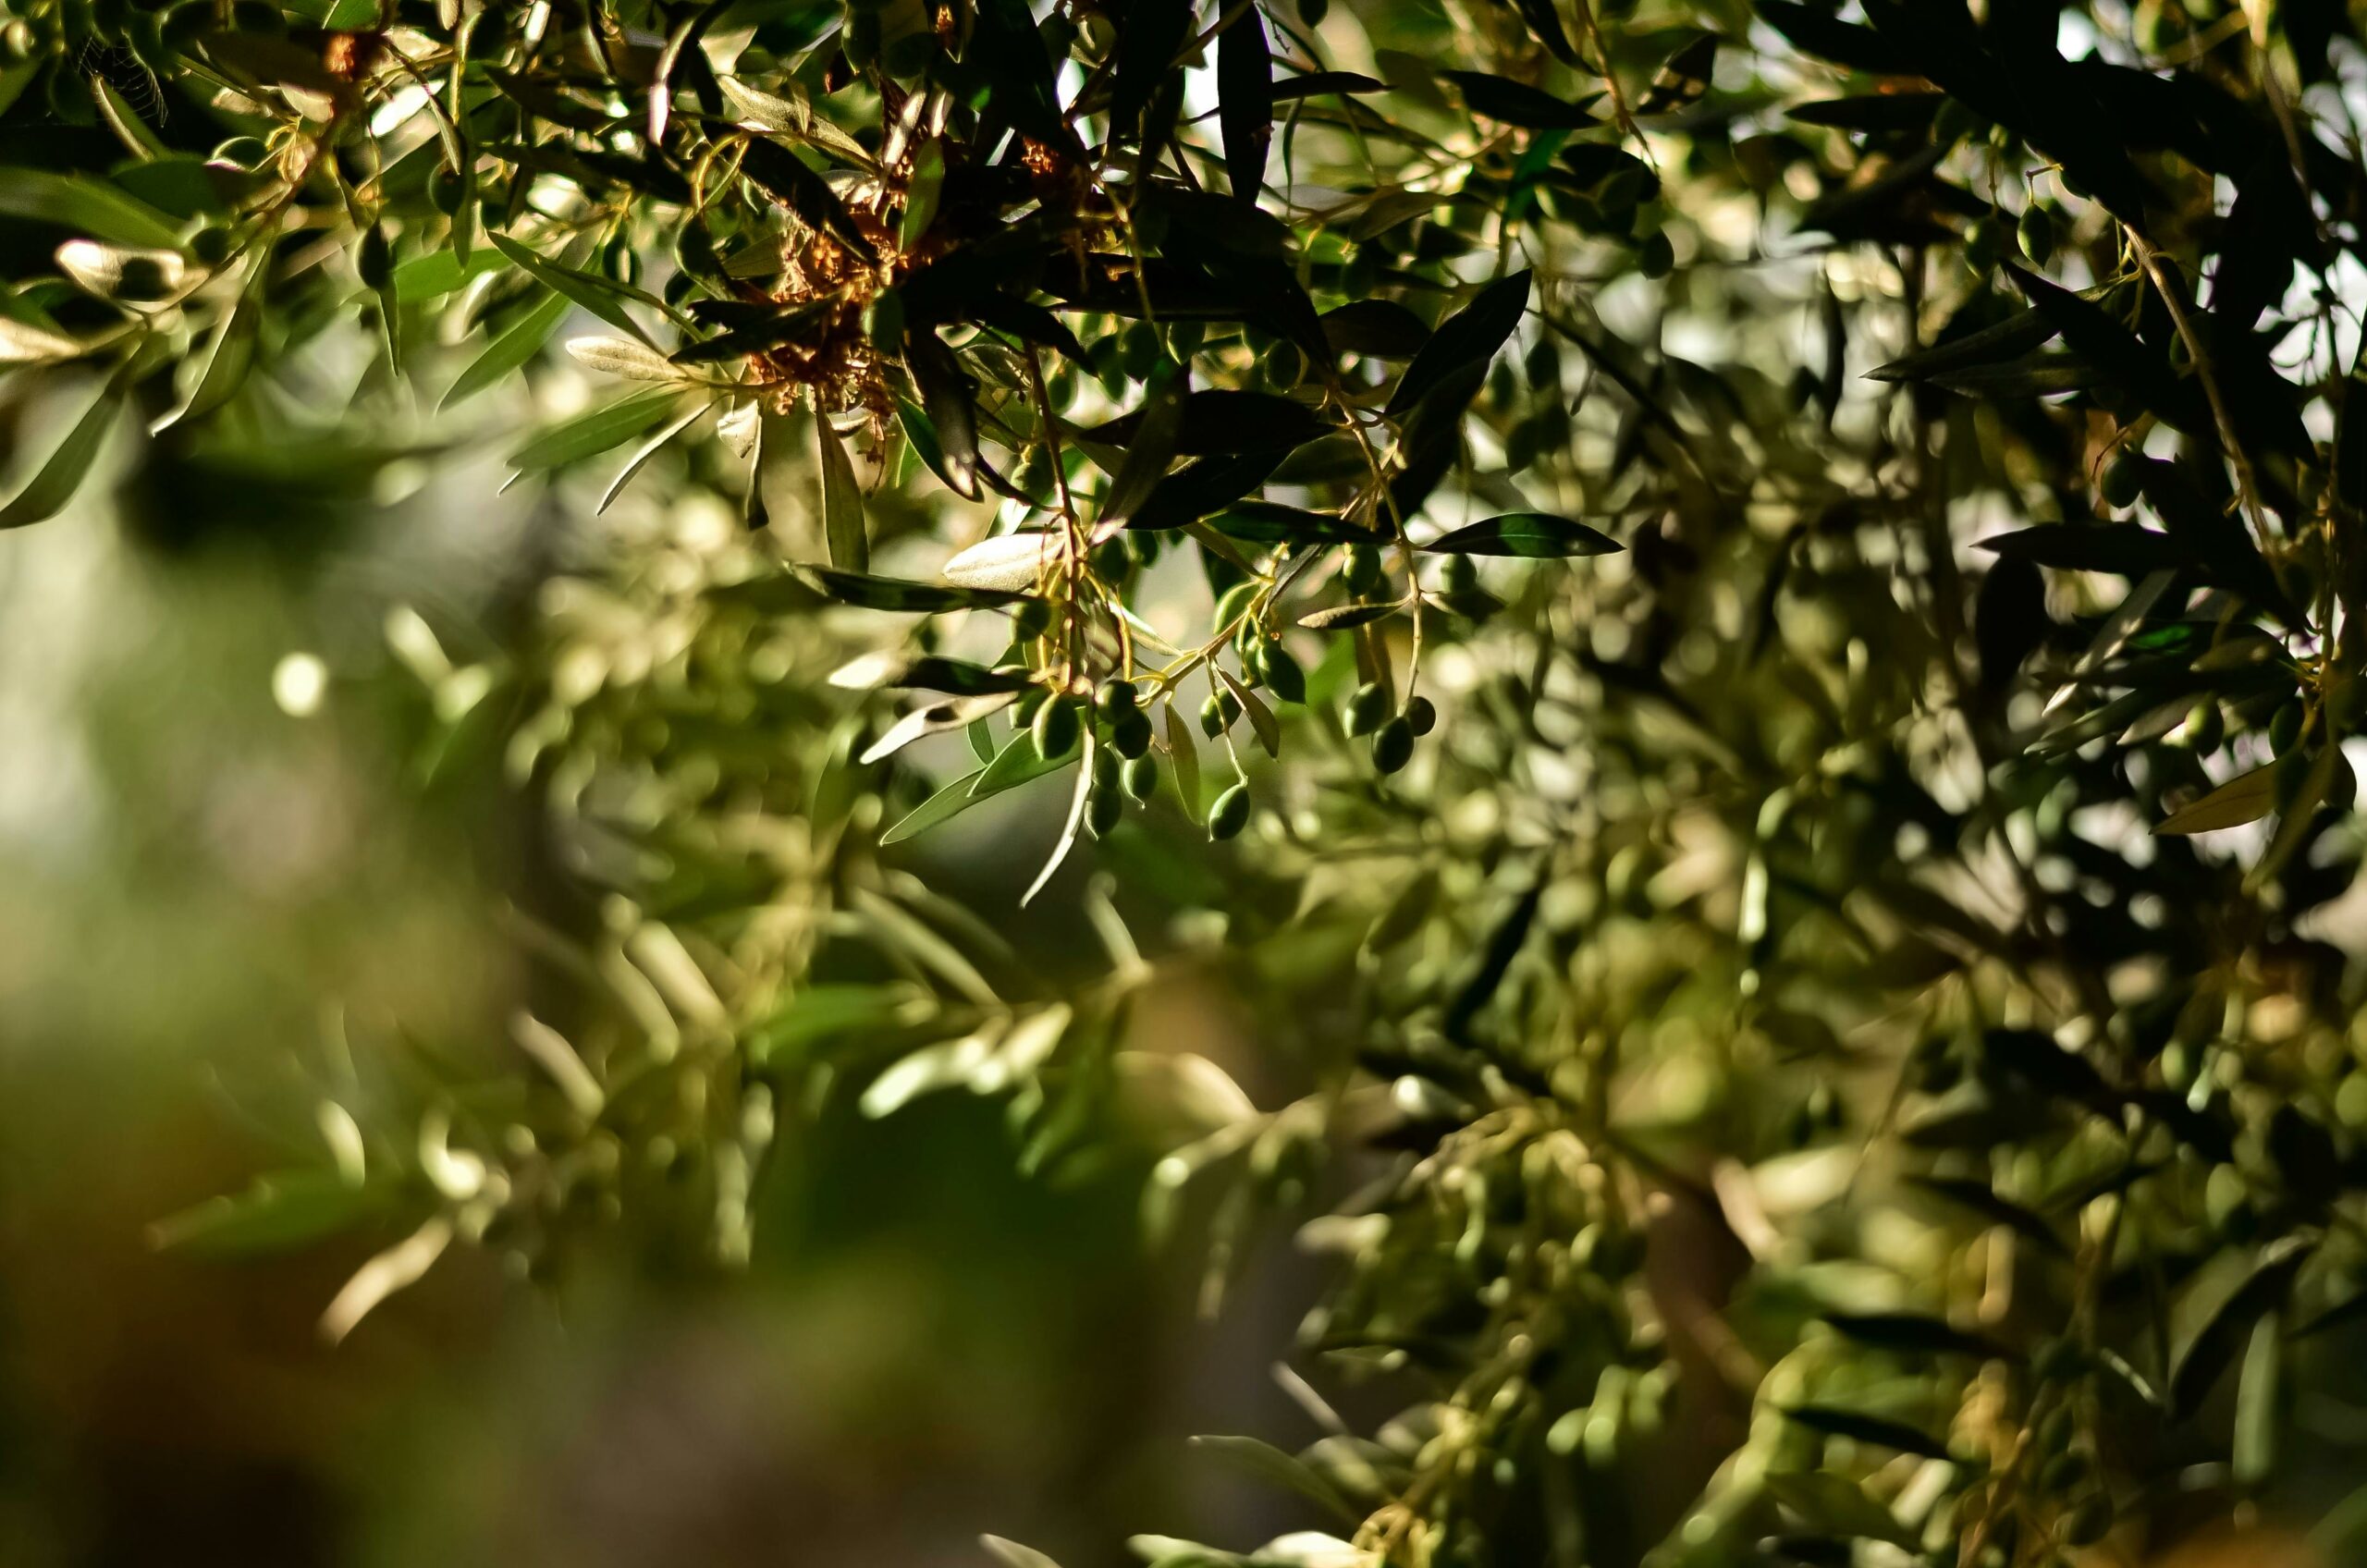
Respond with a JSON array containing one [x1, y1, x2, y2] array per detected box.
[[9, 0, 2367, 1562]]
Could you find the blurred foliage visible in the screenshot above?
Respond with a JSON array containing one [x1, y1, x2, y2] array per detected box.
[[13, 0, 2367, 1567]]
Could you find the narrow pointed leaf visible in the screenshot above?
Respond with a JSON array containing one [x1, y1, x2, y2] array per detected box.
[[1217, 4, 1273, 207], [441, 288, 571, 411], [1421, 512, 1620, 557], [0, 380, 118, 529], [1387, 272, 1530, 419], [816, 413, 869, 571]]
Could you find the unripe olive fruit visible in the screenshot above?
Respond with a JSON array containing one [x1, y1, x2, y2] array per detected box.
[[2059, 1497, 2113, 1547], [1965, 217, 2004, 270], [1122, 753, 1159, 802], [1345, 681, 1389, 737], [1109, 709, 1152, 759], [1033, 696, 1080, 760], [2101, 452, 2144, 509], [2018, 206, 2055, 265], [1405, 695, 1437, 736], [356, 222, 392, 288], [1088, 785, 1124, 838], [2269, 697, 2306, 756], [2186, 699, 2225, 753], [1096, 679, 1139, 718], [1208, 782, 1251, 840], [1011, 597, 1053, 641], [1261, 643, 1306, 704], [1373, 715, 1415, 775]]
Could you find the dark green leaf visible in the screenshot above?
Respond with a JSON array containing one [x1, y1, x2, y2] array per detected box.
[[741, 138, 877, 260], [1320, 300, 1430, 360], [1218, 4, 1274, 207], [1439, 70, 1598, 129], [150, 1171, 390, 1257], [1820, 1311, 2005, 1361], [0, 380, 118, 529], [1387, 272, 1530, 419], [1422, 513, 1620, 557], [1112, 0, 1195, 132], [440, 288, 570, 411], [906, 332, 981, 499], [509, 387, 691, 469], [816, 413, 869, 572], [1100, 358, 1187, 527], [795, 565, 1035, 613], [1779, 1406, 1955, 1462]]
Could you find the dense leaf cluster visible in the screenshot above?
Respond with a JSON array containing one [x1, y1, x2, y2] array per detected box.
[[17, 0, 2367, 1563]]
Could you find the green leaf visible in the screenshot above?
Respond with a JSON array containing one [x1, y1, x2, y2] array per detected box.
[[740, 137, 877, 260], [648, 0, 734, 144], [392, 244, 507, 302], [963, 0, 1073, 147], [90, 73, 170, 162], [150, 1170, 388, 1257], [1300, 601, 1403, 631], [1214, 667, 1280, 757], [2171, 1237, 2312, 1417], [0, 167, 181, 247], [487, 232, 662, 347], [1087, 390, 1329, 457], [1212, 503, 1370, 545], [1759, 1471, 1919, 1550], [1421, 512, 1621, 557], [748, 984, 931, 1062], [439, 288, 571, 411], [1320, 300, 1431, 359], [905, 334, 981, 498], [1864, 307, 2055, 383], [1217, 3, 1273, 206], [1111, 0, 1194, 131], [508, 387, 691, 469], [1387, 272, 1530, 420], [597, 403, 708, 513], [798, 566, 1036, 614], [1187, 1435, 1358, 1524], [901, 140, 945, 251], [1439, 69, 1598, 129], [1165, 703, 1203, 821], [2004, 261, 2208, 435], [1100, 358, 1187, 527], [1819, 1311, 2005, 1361], [816, 413, 868, 572], [1978, 524, 2185, 577], [881, 744, 1073, 845], [829, 653, 1036, 696], [1779, 1405, 1955, 1461], [1907, 1176, 2069, 1255], [0, 380, 118, 529], [2157, 764, 2278, 835], [151, 290, 258, 435], [861, 692, 1022, 766], [981, 1537, 1066, 1568], [2232, 1311, 2281, 1487], [1022, 731, 1098, 905]]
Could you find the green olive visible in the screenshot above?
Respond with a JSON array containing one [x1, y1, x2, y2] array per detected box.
[[1208, 782, 1251, 840], [1033, 696, 1080, 760]]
